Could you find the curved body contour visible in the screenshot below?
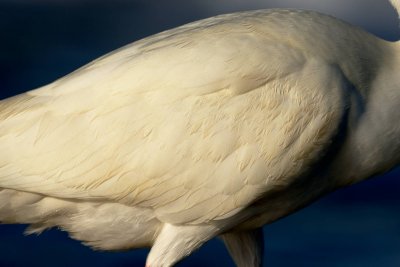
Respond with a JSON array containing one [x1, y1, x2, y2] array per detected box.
[[1, 5, 400, 267]]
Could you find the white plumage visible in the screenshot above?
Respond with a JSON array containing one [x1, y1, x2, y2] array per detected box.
[[1, 1, 400, 266]]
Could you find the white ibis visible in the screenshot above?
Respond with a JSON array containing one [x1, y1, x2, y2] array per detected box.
[[1, 1, 400, 266]]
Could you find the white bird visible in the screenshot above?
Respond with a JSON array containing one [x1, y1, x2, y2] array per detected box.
[[1, 1, 400, 266]]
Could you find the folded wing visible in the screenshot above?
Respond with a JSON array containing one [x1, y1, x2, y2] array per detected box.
[[0, 10, 347, 224]]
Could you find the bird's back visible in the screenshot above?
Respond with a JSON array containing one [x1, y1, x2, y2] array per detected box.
[[20, 9, 387, 98]]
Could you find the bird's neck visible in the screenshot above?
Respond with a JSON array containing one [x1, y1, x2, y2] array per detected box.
[[332, 41, 400, 187], [389, 0, 400, 18], [364, 42, 400, 172]]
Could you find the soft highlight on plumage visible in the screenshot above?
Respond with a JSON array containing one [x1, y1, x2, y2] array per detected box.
[[1, 3, 400, 267]]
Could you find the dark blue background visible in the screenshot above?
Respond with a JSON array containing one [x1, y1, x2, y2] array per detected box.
[[0, 1, 399, 266]]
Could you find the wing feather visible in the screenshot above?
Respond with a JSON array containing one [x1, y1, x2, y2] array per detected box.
[[0, 10, 347, 224]]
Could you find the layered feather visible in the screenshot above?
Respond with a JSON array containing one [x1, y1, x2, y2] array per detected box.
[[0, 9, 384, 231]]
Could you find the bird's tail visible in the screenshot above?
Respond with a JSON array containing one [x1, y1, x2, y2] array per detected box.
[[0, 188, 76, 233], [0, 187, 161, 251]]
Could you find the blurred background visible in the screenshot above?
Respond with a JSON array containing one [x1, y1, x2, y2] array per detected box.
[[0, 0, 400, 266]]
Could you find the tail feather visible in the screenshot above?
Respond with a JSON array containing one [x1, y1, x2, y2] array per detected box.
[[0, 188, 76, 230], [0, 188, 161, 250]]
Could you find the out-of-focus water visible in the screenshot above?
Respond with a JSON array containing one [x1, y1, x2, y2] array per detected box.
[[0, 1, 399, 266]]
